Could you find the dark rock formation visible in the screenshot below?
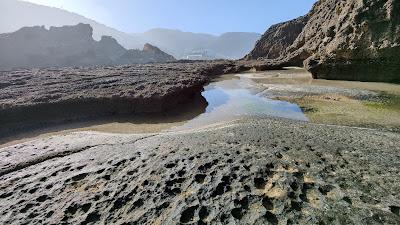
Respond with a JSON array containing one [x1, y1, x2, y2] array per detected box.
[[247, 0, 400, 83], [0, 61, 245, 138], [0, 24, 176, 70], [0, 57, 288, 140], [0, 117, 399, 224], [118, 43, 175, 64]]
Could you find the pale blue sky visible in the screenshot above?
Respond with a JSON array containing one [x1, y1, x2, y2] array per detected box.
[[24, 0, 316, 34]]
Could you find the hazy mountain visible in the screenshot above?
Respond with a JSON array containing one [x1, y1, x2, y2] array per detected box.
[[0, 24, 175, 70], [0, 0, 143, 49], [0, 0, 260, 59], [135, 29, 261, 59]]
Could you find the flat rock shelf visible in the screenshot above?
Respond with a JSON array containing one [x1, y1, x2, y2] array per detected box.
[[0, 117, 399, 224]]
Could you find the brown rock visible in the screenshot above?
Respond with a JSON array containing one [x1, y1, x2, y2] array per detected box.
[[244, 15, 308, 62], [247, 0, 400, 82]]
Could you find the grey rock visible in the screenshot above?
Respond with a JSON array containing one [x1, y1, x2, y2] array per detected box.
[[0, 117, 399, 224]]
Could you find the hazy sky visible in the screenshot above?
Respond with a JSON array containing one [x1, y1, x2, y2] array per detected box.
[[23, 0, 316, 34]]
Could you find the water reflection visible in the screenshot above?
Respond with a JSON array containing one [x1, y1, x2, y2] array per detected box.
[[173, 75, 308, 130], [1, 73, 308, 147]]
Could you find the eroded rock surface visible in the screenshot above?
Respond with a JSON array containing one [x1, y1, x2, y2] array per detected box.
[[247, 0, 400, 82], [0, 61, 244, 138], [0, 117, 399, 224]]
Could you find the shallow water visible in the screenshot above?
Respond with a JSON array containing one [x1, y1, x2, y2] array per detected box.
[[0, 72, 307, 148], [173, 74, 307, 130]]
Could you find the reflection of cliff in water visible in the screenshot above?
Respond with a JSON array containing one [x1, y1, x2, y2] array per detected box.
[[173, 74, 307, 131]]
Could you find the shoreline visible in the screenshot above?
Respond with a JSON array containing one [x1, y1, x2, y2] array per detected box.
[[2, 66, 400, 147]]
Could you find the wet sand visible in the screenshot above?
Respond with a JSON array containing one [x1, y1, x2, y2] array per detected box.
[[247, 67, 400, 95], [248, 68, 400, 131]]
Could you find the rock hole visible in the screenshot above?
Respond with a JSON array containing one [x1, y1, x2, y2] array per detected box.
[[254, 177, 266, 189], [36, 195, 48, 202], [199, 206, 209, 220], [81, 211, 101, 225], [343, 196, 352, 204], [231, 208, 243, 220], [71, 173, 88, 182], [262, 197, 274, 210], [264, 211, 278, 225], [291, 201, 302, 211], [165, 163, 176, 169], [390, 205, 400, 216], [195, 174, 207, 184], [180, 205, 198, 223]]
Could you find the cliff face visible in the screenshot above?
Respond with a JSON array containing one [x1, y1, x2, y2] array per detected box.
[[244, 16, 308, 61], [248, 0, 400, 83], [0, 24, 175, 70]]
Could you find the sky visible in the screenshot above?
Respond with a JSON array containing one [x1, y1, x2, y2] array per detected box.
[[23, 0, 316, 35]]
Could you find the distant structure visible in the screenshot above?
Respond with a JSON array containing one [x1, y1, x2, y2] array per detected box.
[[186, 54, 204, 60], [184, 50, 215, 60]]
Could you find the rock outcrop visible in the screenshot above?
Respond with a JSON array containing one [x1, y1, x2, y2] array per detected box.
[[118, 43, 175, 64], [0, 61, 249, 139], [0, 24, 176, 70], [1, 117, 400, 224], [244, 16, 308, 62], [247, 0, 400, 83]]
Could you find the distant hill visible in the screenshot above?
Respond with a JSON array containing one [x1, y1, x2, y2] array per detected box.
[[135, 29, 261, 59], [0, 0, 143, 50], [0, 24, 175, 70], [0, 0, 260, 59]]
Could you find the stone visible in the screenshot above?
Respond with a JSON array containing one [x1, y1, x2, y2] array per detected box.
[[0, 117, 399, 224]]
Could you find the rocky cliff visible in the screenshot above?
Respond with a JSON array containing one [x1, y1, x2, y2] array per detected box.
[[247, 0, 400, 83], [244, 16, 308, 62], [0, 24, 176, 70]]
